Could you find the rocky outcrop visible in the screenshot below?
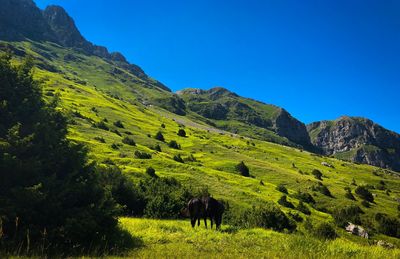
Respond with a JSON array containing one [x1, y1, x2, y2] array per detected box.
[[273, 108, 312, 149], [308, 116, 400, 171]]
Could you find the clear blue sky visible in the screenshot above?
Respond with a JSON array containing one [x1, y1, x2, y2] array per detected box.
[[35, 0, 400, 133]]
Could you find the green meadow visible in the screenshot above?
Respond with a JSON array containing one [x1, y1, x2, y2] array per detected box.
[[1, 40, 400, 257]]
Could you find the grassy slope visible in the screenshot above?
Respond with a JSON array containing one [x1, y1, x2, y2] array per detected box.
[[2, 41, 400, 255], [115, 218, 400, 258]]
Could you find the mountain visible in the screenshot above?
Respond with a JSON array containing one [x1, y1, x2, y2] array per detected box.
[[308, 116, 400, 171], [1, 0, 400, 255], [178, 87, 313, 149]]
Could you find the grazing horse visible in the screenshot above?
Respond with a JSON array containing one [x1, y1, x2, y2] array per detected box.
[[201, 197, 225, 229], [187, 198, 206, 228]]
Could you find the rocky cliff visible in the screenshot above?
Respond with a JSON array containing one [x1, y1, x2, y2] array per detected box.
[[307, 116, 400, 171]]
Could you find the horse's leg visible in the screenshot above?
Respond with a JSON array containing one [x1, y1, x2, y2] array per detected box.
[[210, 217, 213, 229], [197, 217, 201, 227], [204, 217, 207, 229], [191, 218, 196, 228]]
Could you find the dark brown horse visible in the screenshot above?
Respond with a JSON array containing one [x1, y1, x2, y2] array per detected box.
[[201, 197, 225, 229], [187, 198, 206, 228]]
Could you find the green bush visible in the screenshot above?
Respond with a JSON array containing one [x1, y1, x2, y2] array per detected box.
[[288, 212, 303, 222], [276, 184, 288, 194], [122, 136, 136, 146], [361, 200, 370, 208], [135, 151, 152, 159], [375, 213, 400, 238], [312, 169, 323, 180], [344, 187, 356, 200], [177, 129, 186, 137], [146, 167, 157, 178], [173, 154, 184, 163], [152, 144, 162, 152], [154, 131, 165, 141], [278, 195, 294, 208], [355, 186, 374, 202], [113, 120, 124, 128], [93, 120, 109, 130], [313, 222, 337, 240], [168, 140, 181, 149], [231, 203, 296, 232], [332, 205, 363, 227], [297, 201, 311, 215], [236, 161, 250, 177], [295, 191, 315, 204], [312, 182, 333, 197]]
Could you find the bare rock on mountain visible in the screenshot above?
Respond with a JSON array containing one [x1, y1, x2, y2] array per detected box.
[[308, 116, 400, 171]]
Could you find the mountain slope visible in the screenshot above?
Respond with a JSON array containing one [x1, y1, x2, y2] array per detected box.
[[308, 116, 400, 171], [0, 0, 400, 250], [178, 87, 313, 149]]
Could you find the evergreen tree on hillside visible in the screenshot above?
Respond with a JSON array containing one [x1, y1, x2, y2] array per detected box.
[[0, 54, 125, 254]]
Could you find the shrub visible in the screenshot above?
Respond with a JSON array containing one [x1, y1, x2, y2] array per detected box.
[[295, 191, 315, 204], [375, 213, 400, 238], [112, 129, 121, 136], [344, 187, 356, 200], [161, 123, 166, 128], [361, 200, 370, 208], [355, 186, 374, 202], [93, 120, 109, 130], [168, 140, 181, 149], [297, 201, 311, 215], [332, 205, 363, 227], [232, 203, 296, 232], [152, 144, 162, 152], [312, 169, 323, 180], [113, 120, 124, 128], [154, 131, 165, 141], [236, 161, 250, 177], [312, 182, 333, 197], [278, 195, 295, 208], [138, 177, 193, 218], [185, 154, 197, 162], [276, 184, 288, 194], [135, 151, 152, 159], [314, 222, 337, 240], [288, 212, 303, 222], [177, 129, 186, 137], [122, 136, 136, 146], [94, 136, 106, 143], [111, 143, 120, 150], [146, 167, 157, 178], [173, 154, 184, 163]]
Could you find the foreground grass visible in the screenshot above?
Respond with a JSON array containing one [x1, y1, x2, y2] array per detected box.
[[113, 218, 400, 259]]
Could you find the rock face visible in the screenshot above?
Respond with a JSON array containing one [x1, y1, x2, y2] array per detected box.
[[308, 116, 400, 171], [0, 0, 170, 91]]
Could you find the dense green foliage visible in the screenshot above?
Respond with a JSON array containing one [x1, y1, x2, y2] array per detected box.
[[355, 186, 374, 202], [0, 54, 126, 254], [235, 161, 250, 177]]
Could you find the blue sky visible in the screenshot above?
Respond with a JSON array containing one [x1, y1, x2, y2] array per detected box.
[[35, 0, 400, 133]]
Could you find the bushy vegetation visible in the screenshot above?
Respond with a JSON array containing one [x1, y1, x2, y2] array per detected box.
[[278, 195, 294, 208], [313, 222, 337, 240], [146, 167, 157, 178], [0, 55, 129, 254], [312, 169, 323, 180], [332, 205, 363, 227], [177, 128, 186, 137], [312, 182, 333, 197], [173, 154, 184, 163], [296, 201, 311, 215], [295, 191, 315, 204], [276, 184, 288, 194], [168, 140, 181, 149], [122, 136, 136, 146], [113, 120, 124, 128], [375, 213, 400, 238], [154, 131, 165, 141], [230, 204, 296, 232], [235, 161, 250, 177], [134, 151, 152, 159], [355, 186, 374, 202]]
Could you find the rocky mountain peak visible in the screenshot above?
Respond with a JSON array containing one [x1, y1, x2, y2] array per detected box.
[[43, 5, 87, 48]]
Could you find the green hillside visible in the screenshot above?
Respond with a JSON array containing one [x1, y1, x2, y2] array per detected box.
[[1, 40, 399, 257]]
